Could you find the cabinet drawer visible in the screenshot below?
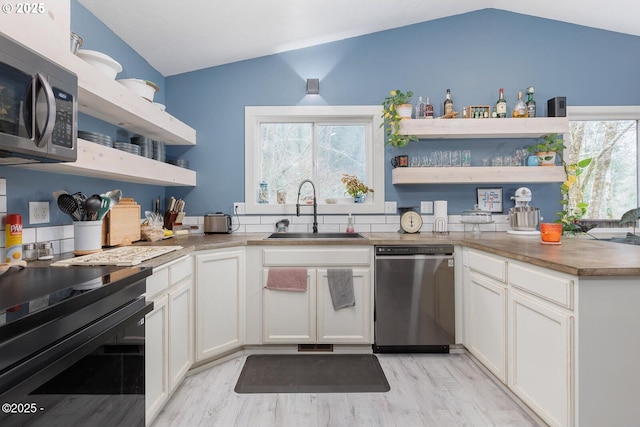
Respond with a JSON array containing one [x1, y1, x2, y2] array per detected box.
[[147, 267, 169, 300], [169, 256, 193, 285], [509, 262, 574, 309], [263, 247, 371, 266], [468, 249, 507, 283]]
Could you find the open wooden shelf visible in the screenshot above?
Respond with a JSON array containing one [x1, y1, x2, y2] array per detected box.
[[392, 166, 565, 184], [17, 139, 196, 186], [400, 117, 569, 139]]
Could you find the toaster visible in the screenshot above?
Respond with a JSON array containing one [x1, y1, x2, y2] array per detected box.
[[204, 213, 232, 234]]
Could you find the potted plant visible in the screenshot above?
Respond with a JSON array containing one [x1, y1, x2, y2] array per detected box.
[[341, 174, 373, 203], [528, 133, 566, 166], [380, 90, 418, 147]]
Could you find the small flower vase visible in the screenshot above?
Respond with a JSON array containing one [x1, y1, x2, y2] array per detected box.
[[354, 194, 366, 203], [396, 103, 413, 119]]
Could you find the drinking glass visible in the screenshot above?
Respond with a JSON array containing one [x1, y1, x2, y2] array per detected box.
[[410, 155, 420, 167], [421, 155, 430, 167], [431, 151, 442, 167], [451, 150, 461, 167], [462, 150, 471, 166], [492, 156, 503, 167], [442, 150, 451, 167]]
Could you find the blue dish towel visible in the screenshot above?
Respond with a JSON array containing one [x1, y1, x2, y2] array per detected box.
[[327, 268, 355, 310]]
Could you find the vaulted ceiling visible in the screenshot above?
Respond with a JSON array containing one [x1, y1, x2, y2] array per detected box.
[[78, 0, 640, 76]]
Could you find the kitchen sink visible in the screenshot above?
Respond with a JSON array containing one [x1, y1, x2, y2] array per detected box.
[[265, 232, 364, 239]]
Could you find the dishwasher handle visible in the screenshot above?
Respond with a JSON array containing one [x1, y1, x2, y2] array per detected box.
[[375, 254, 454, 261]]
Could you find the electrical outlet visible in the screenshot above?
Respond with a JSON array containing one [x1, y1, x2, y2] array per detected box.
[[233, 202, 245, 215], [384, 201, 397, 214], [420, 201, 433, 214], [29, 201, 50, 224]]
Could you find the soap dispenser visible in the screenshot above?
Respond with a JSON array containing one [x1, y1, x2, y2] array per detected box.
[[346, 214, 355, 233]]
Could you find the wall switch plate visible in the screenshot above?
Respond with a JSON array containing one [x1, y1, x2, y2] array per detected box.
[[420, 201, 433, 214], [29, 201, 50, 224], [384, 201, 397, 214], [233, 202, 245, 215]]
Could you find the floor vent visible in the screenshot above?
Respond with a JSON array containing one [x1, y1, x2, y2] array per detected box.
[[298, 344, 333, 352]]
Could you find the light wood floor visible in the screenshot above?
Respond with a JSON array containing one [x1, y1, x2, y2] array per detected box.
[[152, 353, 545, 427]]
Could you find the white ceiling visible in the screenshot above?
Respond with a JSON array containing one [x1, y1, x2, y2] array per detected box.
[[78, 0, 640, 77]]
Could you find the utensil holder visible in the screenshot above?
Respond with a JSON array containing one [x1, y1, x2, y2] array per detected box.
[[73, 220, 103, 255]]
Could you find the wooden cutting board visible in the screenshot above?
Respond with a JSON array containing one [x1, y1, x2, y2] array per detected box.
[[102, 197, 141, 246]]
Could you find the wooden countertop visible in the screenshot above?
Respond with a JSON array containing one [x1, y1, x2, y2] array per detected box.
[[126, 231, 640, 277]]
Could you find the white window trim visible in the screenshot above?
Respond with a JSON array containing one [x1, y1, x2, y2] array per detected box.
[[244, 105, 385, 215], [567, 105, 640, 235]]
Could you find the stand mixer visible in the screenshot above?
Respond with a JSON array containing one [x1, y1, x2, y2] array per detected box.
[[507, 187, 541, 235]]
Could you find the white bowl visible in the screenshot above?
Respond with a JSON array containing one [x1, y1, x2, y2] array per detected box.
[[117, 78, 158, 102], [153, 102, 166, 111], [76, 49, 122, 79]]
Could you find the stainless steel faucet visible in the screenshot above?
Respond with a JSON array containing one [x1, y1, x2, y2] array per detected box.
[[296, 179, 318, 233]]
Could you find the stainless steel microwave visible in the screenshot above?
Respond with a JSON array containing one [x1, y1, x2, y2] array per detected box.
[[0, 33, 77, 164]]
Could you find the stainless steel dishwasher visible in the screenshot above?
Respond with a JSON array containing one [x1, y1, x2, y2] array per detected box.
[[373, 245, 455, 353]]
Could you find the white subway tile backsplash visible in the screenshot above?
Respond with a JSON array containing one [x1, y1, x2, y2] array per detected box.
[[22, 227, 36, 244], [0, 196, 6, 214], [371, 223, 401, 232], [0, 179, 6, 196]]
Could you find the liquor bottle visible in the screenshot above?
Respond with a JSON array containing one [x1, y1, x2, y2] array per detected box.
[[462, 106, 468, 119], [513, 91, 527, 118], [496, 88, 507, 118], [443, 89, 454, 116], [526, 86, 536, 118], [492, 107, 497, 118], [415, 96, 426, 119], [424, 96, 434, 118]]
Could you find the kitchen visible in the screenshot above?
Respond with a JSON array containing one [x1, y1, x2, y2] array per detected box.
[[1, 1, 640, 426]]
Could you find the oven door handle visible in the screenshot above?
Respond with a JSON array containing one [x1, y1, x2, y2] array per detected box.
[[0, 298, 153, 400]]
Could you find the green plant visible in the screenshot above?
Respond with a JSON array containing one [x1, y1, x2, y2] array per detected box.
[[341, 174, 374, 198], [380, 89, 418, 147], [528, 134, 593, 234], [528, 133, 567, 160], [557, 157, 593, 234]]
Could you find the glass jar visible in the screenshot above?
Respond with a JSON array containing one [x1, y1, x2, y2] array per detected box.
[[258, 181, 269, 204], [276, 188, 287, 204], [22, 243, 37, 261], [37, 242, 54, 260]]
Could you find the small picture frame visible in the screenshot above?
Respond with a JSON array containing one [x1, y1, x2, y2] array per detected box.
[[476, 187, 503, 213]]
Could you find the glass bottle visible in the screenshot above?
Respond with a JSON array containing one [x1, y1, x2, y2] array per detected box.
[[496, 88, 507, 118], [526, 86, 536, 118], [492, 107, 497, 118], [513, 91, 527, 118], [443, 89, 453, 116], [415, 96, 426, 119], [424, 97, 434, 119], [346, 214, 355, 233]]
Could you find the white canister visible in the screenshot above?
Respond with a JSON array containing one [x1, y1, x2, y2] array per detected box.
[[73, 221, 103, 255], [434, 200, 448, 233]]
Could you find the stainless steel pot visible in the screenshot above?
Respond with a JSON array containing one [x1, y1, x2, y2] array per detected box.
[[509, 206, 540, 230]]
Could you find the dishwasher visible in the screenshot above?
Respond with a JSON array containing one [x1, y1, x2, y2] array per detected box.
[[373, 245, 455, 353]]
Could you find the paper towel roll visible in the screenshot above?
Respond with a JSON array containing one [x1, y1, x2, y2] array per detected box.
[[434, 200, 448, 233]]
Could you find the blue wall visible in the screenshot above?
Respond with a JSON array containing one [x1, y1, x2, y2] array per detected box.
[[165, 8, 640, 221], [2, 6, 640, 225]]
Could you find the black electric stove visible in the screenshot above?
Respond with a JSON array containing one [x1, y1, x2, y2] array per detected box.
[[0, 265, 152, 426]]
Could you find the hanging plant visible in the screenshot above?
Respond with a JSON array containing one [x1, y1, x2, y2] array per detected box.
[[380, 90, 418, 147]]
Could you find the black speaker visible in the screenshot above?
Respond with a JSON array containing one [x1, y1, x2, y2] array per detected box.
[[547, 97, 566, 117]]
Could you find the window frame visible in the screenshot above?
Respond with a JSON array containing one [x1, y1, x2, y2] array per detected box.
[[244, 105, 385, 214], [567, 105, 640, 229]]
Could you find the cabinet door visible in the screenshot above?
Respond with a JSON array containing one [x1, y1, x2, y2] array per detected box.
[[262, 269, 316, 343], [509, 290, 573, 427], [316, 268, 371, 344], [145, 294, 168, 425], [168, 278, 193, 393], [467, 271, 507, 383], [195, 250, 246, 361]]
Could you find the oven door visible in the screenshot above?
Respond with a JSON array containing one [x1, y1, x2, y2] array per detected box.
[[0, 297, 152, 427]]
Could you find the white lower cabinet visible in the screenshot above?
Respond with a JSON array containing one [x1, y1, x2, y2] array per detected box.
[[260, 246, 373, 345], [145, 256, 194, 426], [145, 294, 168, 426], [508, 289, 572, 427], [262, 267, 371, 344], [467, 270, 507, 383], [194, 248, 246, 361]]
